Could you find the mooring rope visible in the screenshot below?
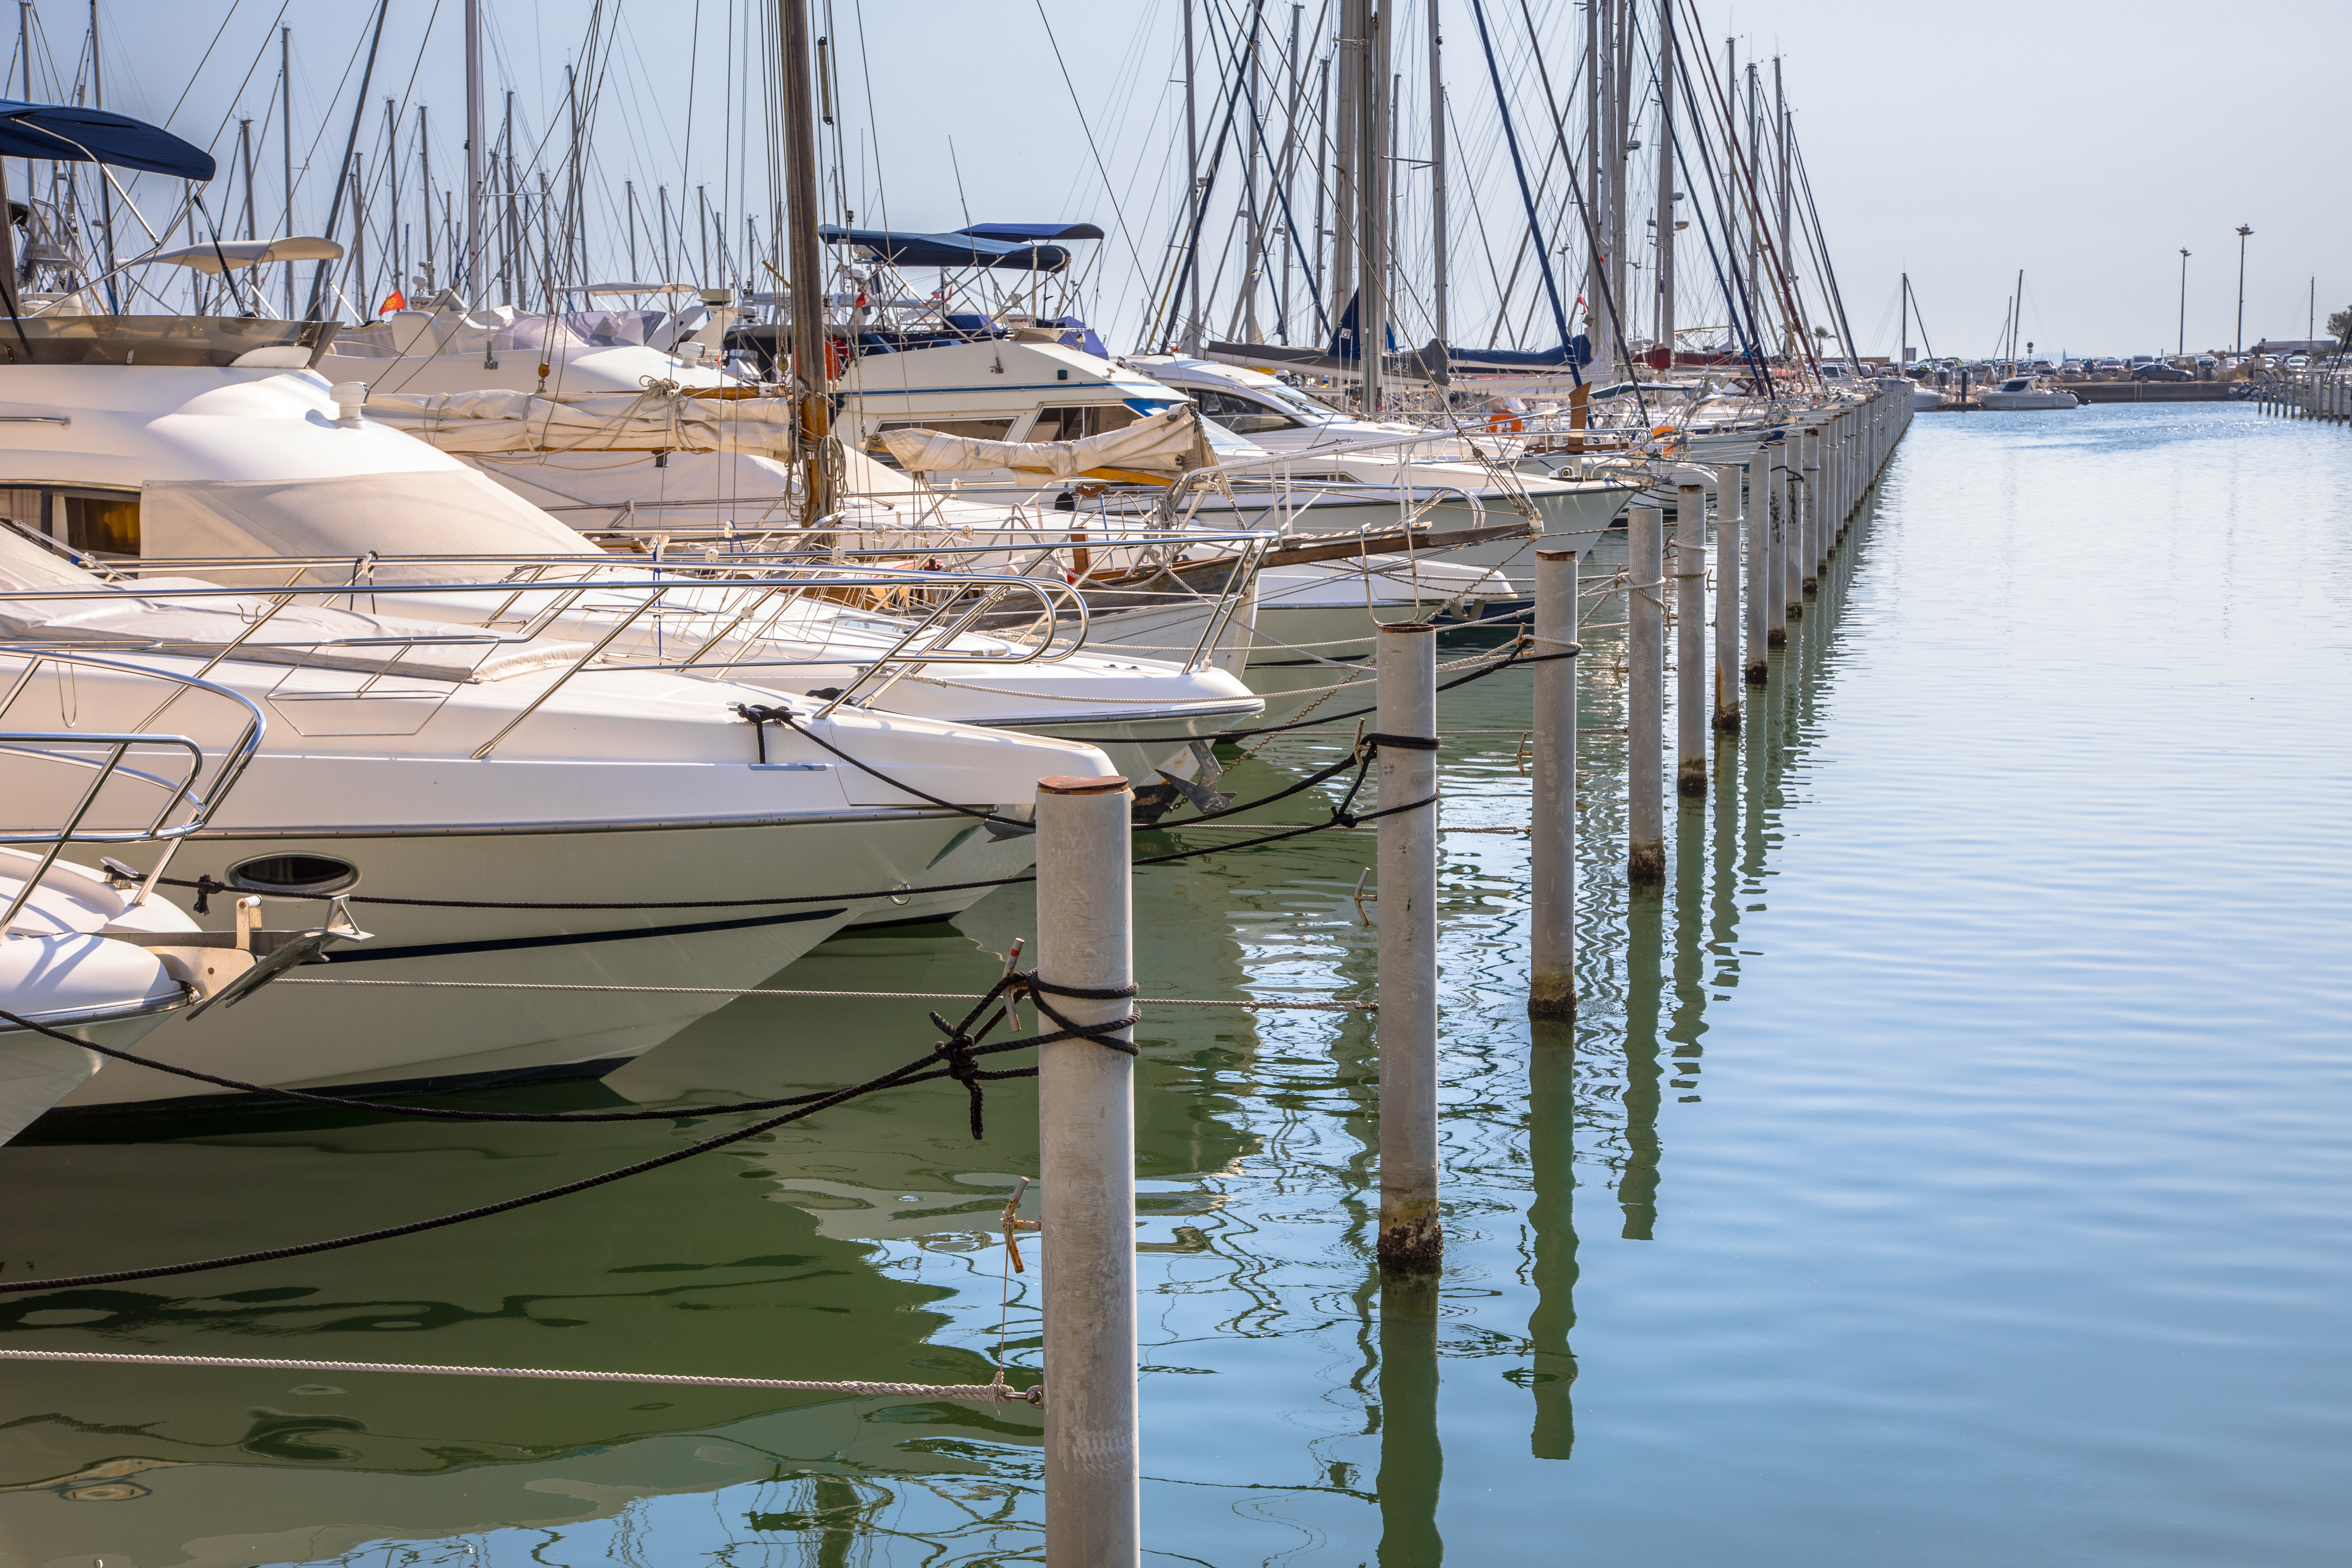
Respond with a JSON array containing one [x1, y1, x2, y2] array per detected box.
[[0, 1349, 1038, 1405], [0, 971, 1135, 1294], [265, 979, 1371, 1009]]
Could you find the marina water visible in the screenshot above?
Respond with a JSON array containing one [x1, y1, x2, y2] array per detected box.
[[1, 400, 2345, 1564]]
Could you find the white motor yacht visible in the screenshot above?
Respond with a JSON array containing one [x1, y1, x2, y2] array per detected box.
[[338, 308, 1515, 711], [0, 327, 1260, 790], [1131, 353, 1641, 564], [1980, 376, 2080, 411], [1, 512, 1112, 1112]]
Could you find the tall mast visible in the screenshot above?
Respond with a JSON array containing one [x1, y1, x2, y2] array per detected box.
[[1608, 0, 1628, 369], [92, 1, 120, 301], [237, 120, 257, 241], [1280, 2, 1302, 343], [503, 91, 518, 305], [1332, 0, 1361, 331], [1428, 0, 1445, 361], [1241, 0, 1262, 343], [1774, 56, 1790, 358], [279, 23, 293, 314], [1745, 63, 1759, 354], [564, 65, 581, 292], [1722, 36, 1738, 342], [464, 0, 482, 304], [780, 0, 832, 520], [350, 152, 364, 315], [1585, 0, 1606, 369], [1356, 0, 1387, 411], [417, 104, 433, 290], [1654, 0, 1673, 368], [1312, 54, 1329, 316], [1899, 272, 1909, 366], [18, 2, 30, 221], [1182, 0, 1200, 352]]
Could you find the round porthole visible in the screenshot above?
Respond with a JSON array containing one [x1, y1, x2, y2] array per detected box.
[[225, 853, 362, 898]]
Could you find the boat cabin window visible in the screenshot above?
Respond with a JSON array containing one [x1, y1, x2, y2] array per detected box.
[[2000, 378, 2029, 392], [1026, 404, 1148, 443], [0, 484, 140, 557], [1189, 388, 1305, 435], [864, 416, 1018, 468]]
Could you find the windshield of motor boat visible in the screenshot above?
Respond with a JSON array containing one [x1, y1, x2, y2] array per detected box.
[[2000, 378, 2030, 392], [1188, 415, 1268, 461], [1246, 379, 1353, 422]]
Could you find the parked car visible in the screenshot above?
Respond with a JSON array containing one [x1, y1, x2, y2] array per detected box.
[[2285, 355, 2310, 369], [2132, 362, 2193, 382]]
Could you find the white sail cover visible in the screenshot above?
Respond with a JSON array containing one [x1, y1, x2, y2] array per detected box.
[[877, 406, 1207, 478], [364, 387, 797, 457]]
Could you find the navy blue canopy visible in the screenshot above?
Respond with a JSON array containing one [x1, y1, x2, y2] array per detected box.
[[820, 223, 1071, 273], [0, 98, 215, 180], [956, 221, 1104, 244]]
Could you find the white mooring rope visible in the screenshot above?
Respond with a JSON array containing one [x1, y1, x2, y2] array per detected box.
[[0, 1348, 1038, 1404], [272, 979, 1372, 1011]]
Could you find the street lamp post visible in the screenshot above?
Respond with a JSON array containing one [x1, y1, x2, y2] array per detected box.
[[2178, 249, 2190, 357], [2234, 225, 2253, 353]]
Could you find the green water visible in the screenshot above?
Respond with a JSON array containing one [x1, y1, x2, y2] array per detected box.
[[2, 402, 2347, 1566]]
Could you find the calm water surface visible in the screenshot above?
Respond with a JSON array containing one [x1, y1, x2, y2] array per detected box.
[[2, 402, 2346, 1566]]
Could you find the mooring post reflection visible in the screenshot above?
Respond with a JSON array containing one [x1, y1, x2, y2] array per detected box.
[[1617, 875, 1665, 1241], [1527, 1019, 1580, 1461], [1377, 1269, 1443, 1567], [1670, 782, 1709, 1100]]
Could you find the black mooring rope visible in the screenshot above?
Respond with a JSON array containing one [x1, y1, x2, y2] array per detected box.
[[0, 974, 1136, 1295]]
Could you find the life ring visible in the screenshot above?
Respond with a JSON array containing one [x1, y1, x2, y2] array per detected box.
[[1646, 423, 1687, 459], [1484, 411, 1525, 434]]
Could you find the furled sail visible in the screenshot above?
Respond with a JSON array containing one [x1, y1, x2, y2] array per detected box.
[[876, 406, 1208, 479], [363, 386, 798, 457]]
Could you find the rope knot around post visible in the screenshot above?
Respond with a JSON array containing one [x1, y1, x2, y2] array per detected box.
[[921, 969, 1142, 1140]]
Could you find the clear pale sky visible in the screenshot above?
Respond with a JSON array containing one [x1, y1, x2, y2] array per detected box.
[[49, 0, 2351, 357]]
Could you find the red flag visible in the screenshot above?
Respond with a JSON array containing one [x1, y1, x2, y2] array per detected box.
[[380, 290, 407, 314]]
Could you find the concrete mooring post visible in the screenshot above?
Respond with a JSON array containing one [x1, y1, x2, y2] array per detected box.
[[1769, 450, 1793, 639], [1674, 477, 1707, 795], [1714, 462, 1742, 726], [1528, 551, 1578, 1020], [1787, 432, 1806, 611], [1797, 425, 1821, 598], [1035, 774, 1140, 1568], [1376, 621, 1441, 1270], [1627, 504, 1666, 880], [1745, 447, 1772, 679]]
